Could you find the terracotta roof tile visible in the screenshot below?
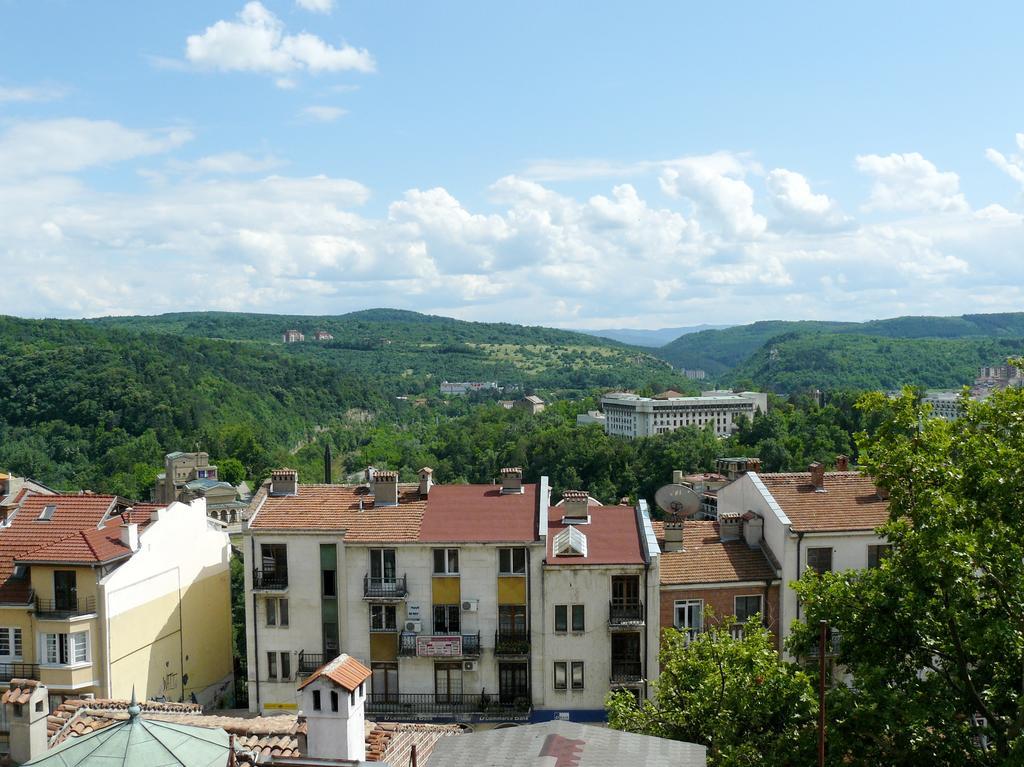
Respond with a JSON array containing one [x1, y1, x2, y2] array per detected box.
[[2, 678, 41, 705], [297, 653, 372, 692], [757, 471, 889, 533], [419, 484, 539, 543], [659, 521, 778, 585], [547, 503, 644, 566]]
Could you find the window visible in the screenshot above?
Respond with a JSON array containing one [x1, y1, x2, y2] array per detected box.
[[499, 547, 527, 575], [266, 598, 289, 627], [432, 548, 459, 575], [498, 605, 527, 635], [571, 604, 585, 632], [322, 569, 336, 597], [553, 661, 567, 690], [267, 652, 277, 680], [280, 651, 291, 680], [43, 632, 88, 665], [370, 605, 397, 632], [498, 663, 529, 705], [0, 628, 22, 659], [38, 504, 56, 521], [734, 595, 763, 624], [434, 662, 463, 704], [372, 663, 399, 703], [554, 605, 568, 633], [312, 690, 321, 711], [53, 570, 77, 611], [433, 604, 460, 634], [806, 547, 833, 575], [321, 543, 337, 597], [571, 661, 585, 690], [330, 690, 339, 712], [868, 544, 892, 569], [674, 600, 703, 640], [261, 543, 288, 578]]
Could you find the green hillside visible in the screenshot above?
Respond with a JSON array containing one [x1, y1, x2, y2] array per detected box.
[[656, 312, 1024, 377], [732, 333, 1024, 392]]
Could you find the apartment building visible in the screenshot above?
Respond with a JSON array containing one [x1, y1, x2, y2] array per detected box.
[[242, 467, 659, 723], [715, 462, 890, 650], [0, 492, 232, 736], [600, 391, 768, 439]]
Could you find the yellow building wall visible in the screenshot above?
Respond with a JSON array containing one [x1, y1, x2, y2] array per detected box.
[[107, 569, 232, 703], [370, 632, 397, 661], [497, 576, 527, 605], [30, 566, 98, 606], [432, 576, 461, 604], [0, 607, 35, 663], [39, 663, 98, 692]]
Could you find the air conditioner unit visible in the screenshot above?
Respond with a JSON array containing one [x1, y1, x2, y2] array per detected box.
[[463, 661, 477, 672], [461, 599, 479, 612], [404, 621, 422, 633]]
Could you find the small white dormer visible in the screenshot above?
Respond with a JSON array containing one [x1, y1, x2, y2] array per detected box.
[[297, 654, 372, 762], [553, 525, 588, 558]]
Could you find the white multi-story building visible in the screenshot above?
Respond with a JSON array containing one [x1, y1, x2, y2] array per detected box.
[[242, 467, 659, 724], [921, 391, 964, 421], [600, 391, 768, 439], [715, 461, 890, 653]]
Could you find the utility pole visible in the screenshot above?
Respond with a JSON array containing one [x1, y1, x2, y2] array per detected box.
[[818, 619, 827, 767]]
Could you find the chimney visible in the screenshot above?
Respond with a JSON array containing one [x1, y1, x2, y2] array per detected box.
[[6, 679, 49, 764], [500, 467, 523, 495], [664, 518, 684, 552], [718, 512, 742, 541], [120, 509, 139, 552], [300, 655, 368, 762], [560, 490, 590, 520], [324, 443, 333, 484], [671, 470, 685, 484], [418, 467, 433, 497], [742, 511, 763, 548], [365, 466, 375, 484], [270, 469, 298, 496], [809, 462, 825, 492], [835, 454, 849, 472], [370, 470, 399, 507]]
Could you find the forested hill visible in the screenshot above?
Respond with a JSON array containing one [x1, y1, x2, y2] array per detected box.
[[656, 312, 1024, 378]]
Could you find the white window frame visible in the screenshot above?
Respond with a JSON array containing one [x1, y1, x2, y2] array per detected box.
[[0, 627, 23, 659], [674, 599, 703, 640], [498, 547, 527, 575], [41, 631, 89, 667], [733, 594, 763, 624], [432, 548, 460, 575], [266, 597, 289, 628]]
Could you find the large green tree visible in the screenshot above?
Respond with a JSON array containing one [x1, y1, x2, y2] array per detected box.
[[608, 619, 817, 767], [790, 382, 1024, 765]]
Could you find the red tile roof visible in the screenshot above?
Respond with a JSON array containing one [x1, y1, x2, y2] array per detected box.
[[297, 653, 373, 693], [419, 484, 539, 543], [757, 471, 890, 533], [659, 521, 778, 585], [546, 503, 644, 566], [0, 494, 125, 603]]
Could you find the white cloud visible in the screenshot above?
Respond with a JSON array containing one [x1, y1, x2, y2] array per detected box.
[[0, 119, 192, 179], [856, 152, 968, 213], [170, 152, 284, 175], [766, 168, 852, 231], [659, 153, 767, 239], [300, 105, 348, 122], [296, 0, 334, 12], [986, 133, 1024, 187], [0, 83, 67, 103], [185, 2, 374, 74]]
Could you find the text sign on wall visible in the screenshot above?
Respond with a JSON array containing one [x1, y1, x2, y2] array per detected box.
[[416, 635, 462, 657]]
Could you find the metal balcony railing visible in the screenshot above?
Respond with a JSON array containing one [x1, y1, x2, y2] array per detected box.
[[34, 596, 96, 618], [608, 600, 645, 626], [0, 663, 40, 682], [363, 574, 408, 599], [461, 632, 481, 657], [398, 633, 418, 656], [396, 632, 481, 657], [298, 651, 337, 675], [252, 569, 288, 590], [610, 661, 643, 683], [494, 631, 530, 656], [808, 630, 842, 658], [365, 692, 530, 716]]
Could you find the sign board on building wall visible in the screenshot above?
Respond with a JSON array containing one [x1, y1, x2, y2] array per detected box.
[[407, 603, 421, 621], [416, 635, 462, 657], [264, 703, 298, 711]]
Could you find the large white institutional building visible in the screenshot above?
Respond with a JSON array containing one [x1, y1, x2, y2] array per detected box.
[[600, 391, 768, 439]]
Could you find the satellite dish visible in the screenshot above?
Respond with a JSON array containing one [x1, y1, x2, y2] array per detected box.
[[654, 484, 702, 518]]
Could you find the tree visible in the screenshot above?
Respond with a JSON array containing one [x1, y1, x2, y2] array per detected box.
[[216, 457, 246, 486], [608, 618, 817, 767], [790, 383, 1024, 765]]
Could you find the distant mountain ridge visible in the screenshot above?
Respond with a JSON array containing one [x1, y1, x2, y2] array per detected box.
[[654, 313, 1024, 376], [580, 324, 732, 348]]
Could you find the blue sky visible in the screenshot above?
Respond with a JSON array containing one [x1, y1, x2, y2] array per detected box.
[[2, 1, 1024, 327]]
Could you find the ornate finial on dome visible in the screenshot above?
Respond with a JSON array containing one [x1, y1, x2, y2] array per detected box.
[[128, 686, 141, 719]]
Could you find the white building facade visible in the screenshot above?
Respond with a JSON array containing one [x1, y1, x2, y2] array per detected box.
[[600, 391, 768, 439]]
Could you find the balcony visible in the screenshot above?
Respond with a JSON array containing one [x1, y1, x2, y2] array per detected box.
[[252, 569, 288, 591], [397, 632, 481, 658], [398, 633, 417, 657], [34, 596, 96, 619], [363, 575, 408, 600], [297, 651, 337, 675], [808, 630, 842, 658], [0, 663, 40, 682], [608, 600, 645, 627], [365, 692, 529, 718], [494, 631, 530, 656], [610, 660, 643, 684], [461, 632, 481, 658]]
